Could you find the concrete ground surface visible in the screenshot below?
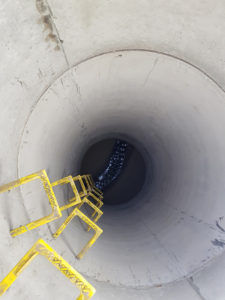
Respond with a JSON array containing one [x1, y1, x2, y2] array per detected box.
[[1, 1, 225, 299]]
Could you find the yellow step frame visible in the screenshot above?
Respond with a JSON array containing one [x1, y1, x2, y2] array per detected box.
[[51, 176, 82, 211], [77, 197, 103, 231], [73, 175, 88, 198], [0, 239, 96, 300], [53, 208, 103, 259], [87, 175, 103, 197], [0, 170, 61, 237]]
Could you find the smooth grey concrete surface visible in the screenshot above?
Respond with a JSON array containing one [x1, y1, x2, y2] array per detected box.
[[1, 1, 225, 299]]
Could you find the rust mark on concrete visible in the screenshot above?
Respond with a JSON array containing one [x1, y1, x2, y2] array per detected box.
[[36, 0, 48, 14], [36, 0, 61, 51]]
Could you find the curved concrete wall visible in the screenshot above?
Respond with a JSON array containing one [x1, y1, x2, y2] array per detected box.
[[1, 1, 225, 299]]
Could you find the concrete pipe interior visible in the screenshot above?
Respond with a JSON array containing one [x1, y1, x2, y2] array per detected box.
[[9, 51, 225, 299], [79, 137, 147, 205], [1, 47, 225, 300]]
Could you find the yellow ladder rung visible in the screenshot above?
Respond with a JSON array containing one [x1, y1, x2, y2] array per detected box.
[[0, 239, 96, 299], [53, 208, 103, 259], [0, 170, 62, 237]]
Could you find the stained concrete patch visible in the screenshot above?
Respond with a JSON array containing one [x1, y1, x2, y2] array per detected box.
[[36, 0, 48, 13], [36, 0, 61, 51], [211, 239, 225, 248]]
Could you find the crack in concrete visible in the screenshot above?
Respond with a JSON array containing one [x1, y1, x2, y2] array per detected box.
[[143, 57, 159, 86], [162, 199, 219, 233], [141, 219, 185, 277], [187, 277, 206, 300], [216, 220, 225, 233]]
